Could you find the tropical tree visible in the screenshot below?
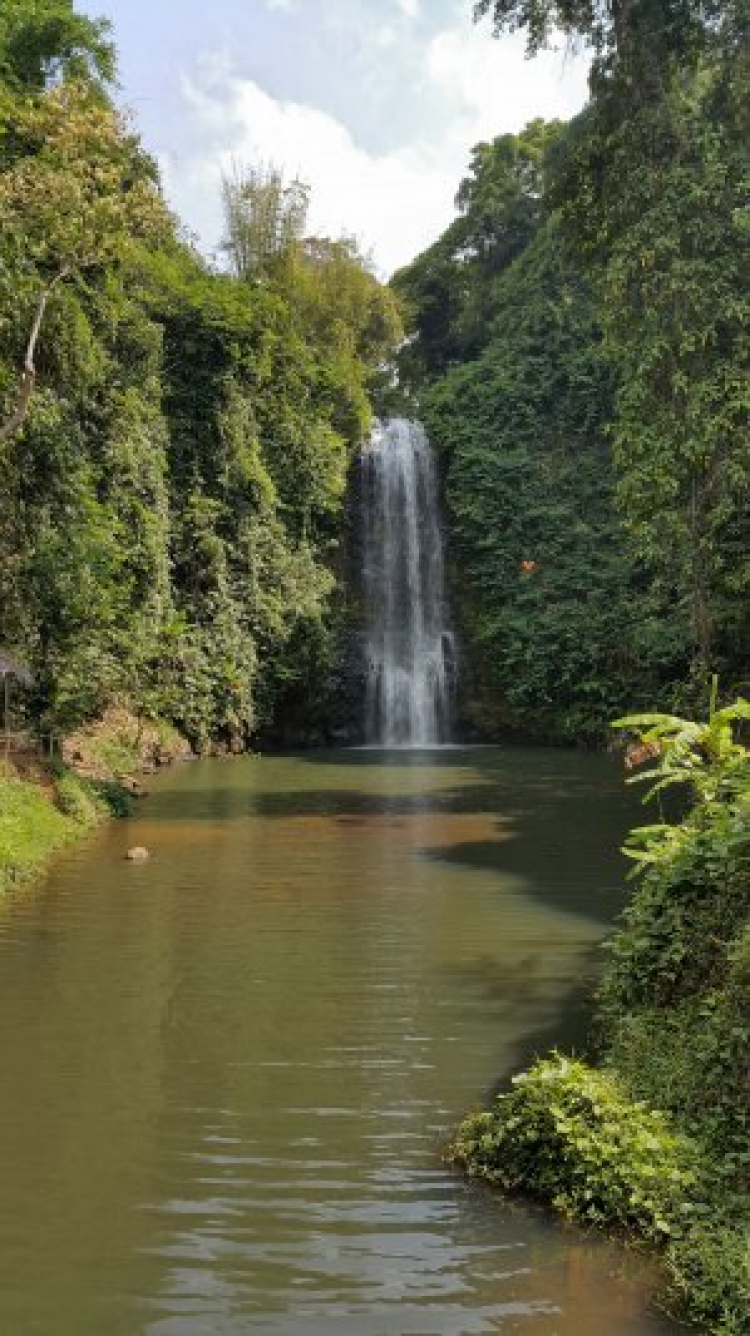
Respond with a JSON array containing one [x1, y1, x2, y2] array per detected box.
[[392, 119, 562, 376], [221, 161, 310, 283], [0, 0, 114, 91], [474, 0, 750, 686], [0, 80, 168, 442]]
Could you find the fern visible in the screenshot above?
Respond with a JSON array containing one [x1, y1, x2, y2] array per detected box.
[[613, 679, 750, 872]]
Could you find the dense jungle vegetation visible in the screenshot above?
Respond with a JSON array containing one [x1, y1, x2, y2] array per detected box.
[[411, 4, 749, 1330], [453, 697, 750, 1331], [0, 3, 747, 1325], [393, 0, 749, 742], [0, 0, 402, 753]]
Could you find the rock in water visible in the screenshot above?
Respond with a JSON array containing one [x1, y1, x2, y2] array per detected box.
[[126, 846, 150, 862]]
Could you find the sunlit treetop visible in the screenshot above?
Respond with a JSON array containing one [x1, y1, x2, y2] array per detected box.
[[0, 79, 169, 279]]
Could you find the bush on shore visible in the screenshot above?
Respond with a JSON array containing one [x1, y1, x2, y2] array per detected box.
[[450, 696, 750, 1332]]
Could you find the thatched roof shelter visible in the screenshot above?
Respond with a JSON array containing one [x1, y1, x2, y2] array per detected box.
[[0, 652, 33, 686]]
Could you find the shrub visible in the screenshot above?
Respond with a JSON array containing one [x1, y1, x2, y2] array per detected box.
[[450, 699, 750, 1331], [54, 771, 107, 826], [449, 1054, 704, 1243], [669, 1223, 750, 1336], [88, 778, 133, 818], [598, 824, 750, 1015], [606, 978, 750, 1171]]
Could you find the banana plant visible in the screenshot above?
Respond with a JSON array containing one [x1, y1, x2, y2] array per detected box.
[[613, 678, 750, 874]]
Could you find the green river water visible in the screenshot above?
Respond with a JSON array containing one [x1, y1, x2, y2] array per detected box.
[[0, 747, 686, 1334]]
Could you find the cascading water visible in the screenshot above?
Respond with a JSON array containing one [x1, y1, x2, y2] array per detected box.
[[361, 418, 456, 747]]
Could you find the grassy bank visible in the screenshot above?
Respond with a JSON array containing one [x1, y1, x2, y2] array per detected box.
[[450, 700, 750, 1332], [0, 765, 118, 893], [0, 707, 192, 893]]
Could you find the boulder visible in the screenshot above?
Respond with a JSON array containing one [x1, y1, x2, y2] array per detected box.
[[126, 846, 150, 862]]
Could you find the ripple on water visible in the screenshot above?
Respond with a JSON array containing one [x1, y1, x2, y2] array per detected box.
[[0, 749, 683, 1335]]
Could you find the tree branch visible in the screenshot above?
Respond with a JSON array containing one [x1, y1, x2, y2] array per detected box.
[[0, 266, 71, 443]]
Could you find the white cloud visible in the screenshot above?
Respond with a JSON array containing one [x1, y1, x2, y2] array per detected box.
[[397, 0, 421, 17], [426, 23, 588, 133], [173, 56, 455, 275], [166, 20, 589, 276]]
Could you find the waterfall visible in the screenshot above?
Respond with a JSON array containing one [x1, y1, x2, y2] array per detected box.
[[361, 418, 455, 747]]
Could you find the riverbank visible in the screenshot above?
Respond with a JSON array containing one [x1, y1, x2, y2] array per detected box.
[[450, 706, 750, 1333], [0, 764, 98, 893], [0, 707, 192, 893]]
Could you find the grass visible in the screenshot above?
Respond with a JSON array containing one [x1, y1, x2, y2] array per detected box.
[[0, 772, 81, 892], [0, 766, 128, 893], [0, 706, 188, 894]]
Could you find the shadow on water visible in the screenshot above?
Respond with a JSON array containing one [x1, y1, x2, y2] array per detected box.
[[137, 745, 636, 1099], [145, 746, 637, 929], [0, 744, 686, 1334], [310, 747, 640, 928], [482, 952, 605, 1101], [144, 789, 625, 925]]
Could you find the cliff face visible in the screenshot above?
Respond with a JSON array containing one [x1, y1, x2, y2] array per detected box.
[[255, 453, 369, 751]]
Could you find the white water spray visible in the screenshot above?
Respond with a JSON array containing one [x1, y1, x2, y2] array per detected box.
[[361, 418, 456, 747]]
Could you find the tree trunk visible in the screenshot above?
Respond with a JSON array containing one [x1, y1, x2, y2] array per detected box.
[[690, 473, 713, 676], [0, 268, 69, 443]]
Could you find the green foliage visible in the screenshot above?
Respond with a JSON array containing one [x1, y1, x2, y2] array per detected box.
[[600, 817, 750, 1010], [0, 772, 73, 890], [617, 688, 750, 799], [452, 696, 750, 1330], [597, 91, 750, 677], [87, 735, 140, 780], [597, 715, 750, 1330], [451, 1054, 703, 1241], [0, 9, 402, 750], [607, 983, 749, 1182], [603, 690, 750, 1025], [0, 760, 135, 892], [221, 160, 310, 283], [0, 80, 166, 277], [418, 215, 647, 741], [474, 0, 718, 86], [668, 1221, 750, 1336], [54, 768, 112, 824], [85, 777, 133, 818], [613, 690, 750, 870], [0, 768, 102, 891], [474, 0, 750, 690], [294, 236, 403, 423], [392, 118, 562, 376], [0, 0, 114, 92]]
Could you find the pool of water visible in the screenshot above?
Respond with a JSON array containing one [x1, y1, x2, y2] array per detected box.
[[0, 747, 684, 1334]]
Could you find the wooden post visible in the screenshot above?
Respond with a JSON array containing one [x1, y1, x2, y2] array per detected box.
[[3, 673, 9, 777]]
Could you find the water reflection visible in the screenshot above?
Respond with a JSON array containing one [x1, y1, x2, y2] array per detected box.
[[0, 748, 683, 1333]]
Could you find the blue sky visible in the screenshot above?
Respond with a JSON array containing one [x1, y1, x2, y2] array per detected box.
[[79, 0, 591, 274]]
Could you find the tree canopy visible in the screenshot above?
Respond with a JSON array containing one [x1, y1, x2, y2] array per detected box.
[[394, 0, 749, 735], [0, 0, 114, 91], [0, 2, 403, 747]]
